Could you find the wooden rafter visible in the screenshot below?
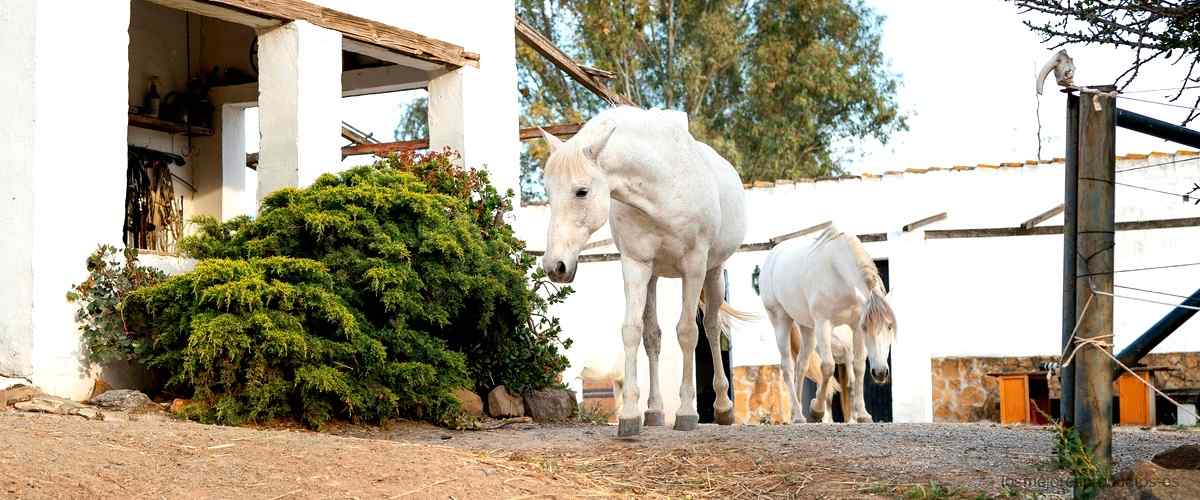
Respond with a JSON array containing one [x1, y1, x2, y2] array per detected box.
[[341, 123, 582, 158], [250, 123, 583, 167], [514, 17, 633, 106], [903, 212, 948, 232], [769, 221, 832, 246], [926, 216, 1200, 239], [1020, 204, 1065, 229], [177, 0, 478, 68]]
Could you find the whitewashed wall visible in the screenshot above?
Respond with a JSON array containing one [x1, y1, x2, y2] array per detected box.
[[515, 151, 1200, 423]]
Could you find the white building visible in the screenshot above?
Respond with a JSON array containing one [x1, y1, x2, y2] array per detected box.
[[514, 150, 1200, 424], [0, 0, 520, 399]]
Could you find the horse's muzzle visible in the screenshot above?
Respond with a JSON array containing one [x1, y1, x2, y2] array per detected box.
[[543, 257, 577, 283], [871, 367, 890, 384]]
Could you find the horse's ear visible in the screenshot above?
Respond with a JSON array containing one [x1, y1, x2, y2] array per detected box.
[[584, 126, 616, 161], [539, 127, 564, 153]]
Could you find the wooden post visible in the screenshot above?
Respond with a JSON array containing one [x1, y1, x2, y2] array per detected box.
[[1074, 86, 1116, 476], [1061, 93, 1079, 426]]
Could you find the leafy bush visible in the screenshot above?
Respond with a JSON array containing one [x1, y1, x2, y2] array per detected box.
[[122, 149, 571, 427], [67, 246, 166, 364]]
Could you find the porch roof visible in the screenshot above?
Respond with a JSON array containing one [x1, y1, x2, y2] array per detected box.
[[147, 0, 479, 70]]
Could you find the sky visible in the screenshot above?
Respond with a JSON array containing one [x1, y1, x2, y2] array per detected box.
[[849, 0, 1199, 173], [247, 0, 1199, 174]]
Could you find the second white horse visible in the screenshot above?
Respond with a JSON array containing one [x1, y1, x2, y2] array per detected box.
[[760, 225, 896, 423]]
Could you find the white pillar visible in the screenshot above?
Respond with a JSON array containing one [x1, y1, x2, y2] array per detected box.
[[427, 3, 521, 207], [220, 105, 249, 219], [0, 1, 130, 397], [256, 20, 342, 204], [888, 229, 934, 423]]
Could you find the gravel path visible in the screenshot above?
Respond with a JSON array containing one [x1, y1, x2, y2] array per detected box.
[[339, 421, 1200, 497], [5, 407, 1200, 499]]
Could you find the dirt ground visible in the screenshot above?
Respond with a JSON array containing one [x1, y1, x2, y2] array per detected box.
[[4, 409, 1200, 499]]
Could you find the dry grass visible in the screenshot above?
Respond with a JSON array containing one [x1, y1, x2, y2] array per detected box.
[[489, 445, 842, 499]]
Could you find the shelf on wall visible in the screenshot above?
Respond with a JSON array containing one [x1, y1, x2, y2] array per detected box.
[[128, 113, 213, 137]]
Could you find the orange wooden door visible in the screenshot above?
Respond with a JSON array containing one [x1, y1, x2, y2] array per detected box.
[[1117, 372, 1153, 426], [998, 376, 1030, 424]]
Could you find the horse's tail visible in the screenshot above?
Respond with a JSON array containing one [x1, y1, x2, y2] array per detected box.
[[699, 289, 758, 333], [861, 287, 897, 337]]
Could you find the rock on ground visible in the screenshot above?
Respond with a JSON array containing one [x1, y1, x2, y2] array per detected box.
[[0, 384, 42, 409], [524, 388, 576, 422], [88, 389, 153, 411], [452, 388, 484, 417], [487, 386, 524, 418], [14, 396, 103, 420], [1102, 444, 1200, 499]]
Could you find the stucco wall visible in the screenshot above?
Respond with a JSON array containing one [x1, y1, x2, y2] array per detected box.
[[516, 151, 1200, 424], [0, 0, 38, 380], [9, 1, 132, 399]]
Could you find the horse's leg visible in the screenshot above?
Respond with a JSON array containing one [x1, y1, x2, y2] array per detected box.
[[851, 325, 874, 423], [793, 323, 817, 422], [617, 259, 653, 437], [768, 310, 804, 423], [642, 277, 665, 426], [672, 263, 706, 431], [837, 362, 852, 423], [808, 318, 836, 422], [702, 269, 735, 425]]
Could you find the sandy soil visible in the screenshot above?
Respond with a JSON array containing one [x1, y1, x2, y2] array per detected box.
[[4, 408, 1200, 499]]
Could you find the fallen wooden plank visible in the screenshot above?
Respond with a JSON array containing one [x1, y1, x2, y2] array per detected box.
[[1020, 204, 1065, 229], [515, 17, 632, 106], [903, 212, 948, 232]]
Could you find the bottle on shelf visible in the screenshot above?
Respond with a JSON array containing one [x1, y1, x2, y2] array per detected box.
[[143, 76, 161, 117]]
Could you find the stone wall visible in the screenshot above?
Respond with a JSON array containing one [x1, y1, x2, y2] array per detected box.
[[932, 352, 1200, 422], [732, 365, 793, 424]]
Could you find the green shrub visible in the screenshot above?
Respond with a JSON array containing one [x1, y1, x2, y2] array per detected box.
[[67, 245, 166, 364], [119, 150, 571, 428]]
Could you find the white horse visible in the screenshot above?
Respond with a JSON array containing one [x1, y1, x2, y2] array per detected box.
[[539, 106, 749, 437], [760, 226, 896, 423]]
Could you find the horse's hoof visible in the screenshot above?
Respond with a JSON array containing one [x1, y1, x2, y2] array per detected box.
[[715, 408, 735, 426], [673, 414, 699, 431], [643, 410, 665, 427], [617, 417, 641, 437], [810, 408, 825, 422], [855, 414, 874, 424]]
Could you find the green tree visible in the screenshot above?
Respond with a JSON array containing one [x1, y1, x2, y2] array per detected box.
[[394, 96, 429, 141], [516, 0, 905, 198]]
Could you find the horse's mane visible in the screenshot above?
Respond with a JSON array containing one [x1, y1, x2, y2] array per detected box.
[[813, 226, 886, 295]]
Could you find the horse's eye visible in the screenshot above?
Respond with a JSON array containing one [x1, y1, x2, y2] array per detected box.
[[575, 188, 589, 198]]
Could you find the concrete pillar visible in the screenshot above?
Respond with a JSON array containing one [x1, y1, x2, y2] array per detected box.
[[193, 104, 250, 223], [888, 229, 934, 423], [427, 3, 521, 208], [219, 105, 249, 219], [0, 1, 130, 396], [256, 20, 342, 204]]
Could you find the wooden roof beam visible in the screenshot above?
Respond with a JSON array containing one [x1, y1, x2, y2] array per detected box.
[[514, 17, 632, 106], [192, 0, 478, 68], [769, 221, 832, 246], [903, 212, 948, 232], [1020, 204, 1065, 229], [342, 123, 582, 158]]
